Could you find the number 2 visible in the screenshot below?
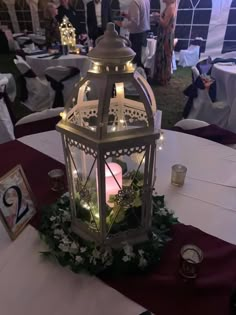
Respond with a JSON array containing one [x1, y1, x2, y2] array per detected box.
[[3, 186, 29, 224]]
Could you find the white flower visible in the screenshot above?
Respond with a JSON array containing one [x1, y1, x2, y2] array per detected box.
[[58, 243, 70, 252], [138, 249, 145, 256], [123, 243, 135, 258], [152, 232, 158, 241], [61, 236, 71, 245], [70, 242, 78, 250], [122, 255, 130, 262], [139, 257, 148, 268], [80, 247, 87, 253], [159, 207, 167, 215], [54, 229, 64, 236], [50, 216, 57, 222], [75, 255, 83, 264], [92, 248, 100, 259]]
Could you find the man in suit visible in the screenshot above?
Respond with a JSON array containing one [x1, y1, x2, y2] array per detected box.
[[86, 0, 119, 45]]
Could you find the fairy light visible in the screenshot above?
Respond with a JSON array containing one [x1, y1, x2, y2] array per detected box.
[[60, 111, 67, 120]]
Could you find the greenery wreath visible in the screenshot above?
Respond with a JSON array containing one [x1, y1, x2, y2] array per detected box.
[[39, 194, 178, 276]]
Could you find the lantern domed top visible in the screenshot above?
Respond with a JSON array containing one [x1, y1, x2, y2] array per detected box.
[[88, 23, 135, 66]]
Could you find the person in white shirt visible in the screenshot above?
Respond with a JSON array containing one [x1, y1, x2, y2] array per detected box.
[[116, 0, 150, 68]]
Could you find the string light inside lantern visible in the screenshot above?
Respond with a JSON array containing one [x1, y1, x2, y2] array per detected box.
[[59, 16, 76, 52]]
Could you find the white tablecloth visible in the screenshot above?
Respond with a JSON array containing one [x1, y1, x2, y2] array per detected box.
[[26, 54, 91, 78], [212, 64, 236, 108], [212, 64, 236, 132], [19, 129, 236, 245]]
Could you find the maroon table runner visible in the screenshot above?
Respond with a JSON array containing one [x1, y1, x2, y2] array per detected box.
[[1, 140, 236, 315], [0, 140, 65, 227]]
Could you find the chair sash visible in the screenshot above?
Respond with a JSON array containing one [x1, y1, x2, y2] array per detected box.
[[172, 124, 236, 145], [19, 69, 37, 102], [46, 67, 80, 108]]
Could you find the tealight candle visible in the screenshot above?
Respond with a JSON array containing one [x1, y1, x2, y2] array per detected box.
[[179, 244, 203, 280], [171, 164, 187, 187]]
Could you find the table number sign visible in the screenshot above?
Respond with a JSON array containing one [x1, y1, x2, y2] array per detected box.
[[0, 165, 36, 240]]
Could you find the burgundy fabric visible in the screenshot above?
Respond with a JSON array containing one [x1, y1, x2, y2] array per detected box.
[[1, 140, 236, 315], [15, 116, 60, 138], [103, 223, 236, 315], [0, 140, 65, 227], [172, 124, 236, 145]]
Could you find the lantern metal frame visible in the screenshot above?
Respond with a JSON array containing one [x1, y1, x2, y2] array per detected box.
[[57, 23, 160, 247], [59, 15, 76, 51]]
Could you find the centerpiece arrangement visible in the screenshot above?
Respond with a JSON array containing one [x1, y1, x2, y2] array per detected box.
[[40, 23, 177, 275]]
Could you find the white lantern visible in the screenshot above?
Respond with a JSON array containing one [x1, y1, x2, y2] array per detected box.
[[57, 23, 160, 247]]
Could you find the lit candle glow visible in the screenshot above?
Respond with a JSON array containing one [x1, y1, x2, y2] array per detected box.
[[105, 163, 122, 203]]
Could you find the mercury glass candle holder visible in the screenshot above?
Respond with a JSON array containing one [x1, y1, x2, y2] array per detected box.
[[171, 164, 187, 187], [179, 244, 203, 280]]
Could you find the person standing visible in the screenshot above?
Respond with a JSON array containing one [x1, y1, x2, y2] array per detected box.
[[57, 0, 82, 36], [152, 0, 177, 85], [116, 0, 150, 68], [44, 2, 60, 49], [86, 0, 119, 45]]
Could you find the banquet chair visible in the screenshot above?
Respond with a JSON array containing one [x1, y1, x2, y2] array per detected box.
[[14, 56, 54, 111], [179, 45, 200, 68], [0, 77, 15, 144], [184, 67, 230, 128], [45, 66, 80, 108]]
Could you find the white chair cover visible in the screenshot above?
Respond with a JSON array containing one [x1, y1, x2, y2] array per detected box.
[[175, 119, 209, 130], [0, 78, 15, 144], [44, 66, 80, 107], [0, 73, 16, 102], [179, 45, 200, 67], [186, 66, 230, 128], [14, 58, 54, 112], [16, 108, 64, 126]]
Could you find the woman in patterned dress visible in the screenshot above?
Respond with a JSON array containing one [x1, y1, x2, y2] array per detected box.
[[152, 0, 177, 85], [44, 2, 61, 49]]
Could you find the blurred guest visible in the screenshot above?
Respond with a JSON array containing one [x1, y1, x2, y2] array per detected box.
[[116, 0, 150, 68], [57, 0, 81, 36], [152, 0, 177, 85], [86, 0, 118, 45], [44, 2, 60, 49]]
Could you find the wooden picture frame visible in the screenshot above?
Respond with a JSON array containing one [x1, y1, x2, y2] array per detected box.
[[0, 165, 37, 240]]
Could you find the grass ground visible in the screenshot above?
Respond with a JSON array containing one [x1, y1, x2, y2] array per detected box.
[[0, 54, 191, 129]]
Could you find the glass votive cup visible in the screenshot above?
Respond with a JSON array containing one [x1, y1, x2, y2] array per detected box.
[[48, 169, 65, 192], [171, 164, 187, 187], [179, 244, 203, 280]]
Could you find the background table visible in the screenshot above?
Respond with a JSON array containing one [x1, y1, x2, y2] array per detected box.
[[212, 64, 236, 132], [26, 54, 91, 78]]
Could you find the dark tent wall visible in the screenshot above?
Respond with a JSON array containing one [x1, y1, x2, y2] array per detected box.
[[0, 1, 12, 30], [175, 0, 212, 53]]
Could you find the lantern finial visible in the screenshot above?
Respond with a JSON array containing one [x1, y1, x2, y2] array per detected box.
[[87, 22, 135, 66]]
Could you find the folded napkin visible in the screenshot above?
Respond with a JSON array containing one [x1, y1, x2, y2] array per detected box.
[[37, 53, 58, 59]]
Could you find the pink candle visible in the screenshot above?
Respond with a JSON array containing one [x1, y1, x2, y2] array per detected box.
[[105, 162, 122, 203]]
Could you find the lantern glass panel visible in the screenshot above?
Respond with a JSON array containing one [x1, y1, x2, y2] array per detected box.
[[68, 143, 100, 232], [103, 147, 147, 238]]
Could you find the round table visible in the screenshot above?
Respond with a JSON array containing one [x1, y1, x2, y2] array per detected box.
[[212, 64, 236, 132], [212, 63, 236, 108], [26, 54, 91, 78], [19, 129, 236, 245]]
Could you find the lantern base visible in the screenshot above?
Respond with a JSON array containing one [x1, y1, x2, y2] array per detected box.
[[71, 218, 149, 248], [39, 194, 178, 276]]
